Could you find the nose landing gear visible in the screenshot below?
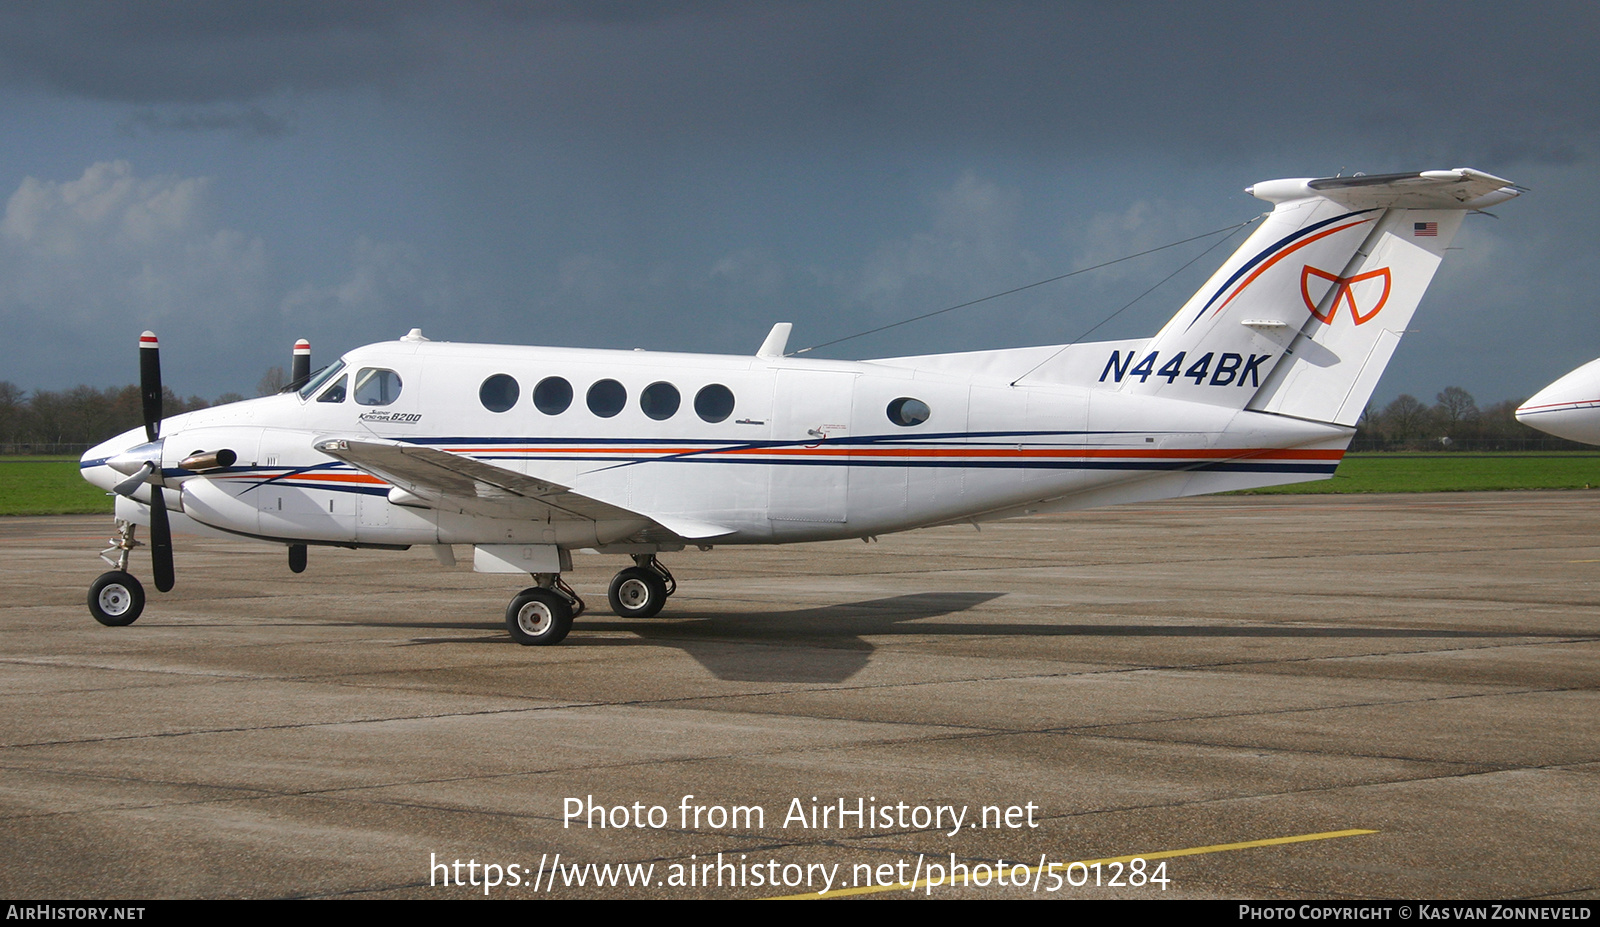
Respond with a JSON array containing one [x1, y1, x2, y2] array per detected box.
[[89, 519, 146, 626]]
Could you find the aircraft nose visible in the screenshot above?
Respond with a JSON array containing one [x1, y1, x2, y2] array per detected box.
[[1516, 367, 1600, 445], [106, 440, 165, 478], [80, 429, 157, 493]]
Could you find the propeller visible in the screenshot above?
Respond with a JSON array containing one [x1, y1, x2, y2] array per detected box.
[[139, 332, 162, 443], [288, 338, 312, 391], [287, 339, 310, 575], [138, 331, 175, 592], [120, 333, 306, 589]]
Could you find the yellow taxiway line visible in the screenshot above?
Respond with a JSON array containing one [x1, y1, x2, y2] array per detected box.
[[767, 827, 1377, 900]]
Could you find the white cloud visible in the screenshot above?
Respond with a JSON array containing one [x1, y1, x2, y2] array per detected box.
[[0, 160, 269, 333], [283, 237, 429, 319], [1065, 198, 1210, 284], [709, 247, 783, 297], [848, 171, 1035, 310]]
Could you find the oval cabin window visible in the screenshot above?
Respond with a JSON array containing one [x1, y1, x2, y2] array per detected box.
[[886, 397, 930, 427], [480, 374, 519, 413]]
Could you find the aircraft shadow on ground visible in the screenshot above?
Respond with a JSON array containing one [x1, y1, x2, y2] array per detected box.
[[378, 591, 1553, 684], [386, 591, 1000, 682]]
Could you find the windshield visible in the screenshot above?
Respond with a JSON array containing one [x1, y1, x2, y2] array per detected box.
[[297, 360, 346, 400]]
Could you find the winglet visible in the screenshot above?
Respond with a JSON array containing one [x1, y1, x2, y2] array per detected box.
[[756, 322, 792, 358]]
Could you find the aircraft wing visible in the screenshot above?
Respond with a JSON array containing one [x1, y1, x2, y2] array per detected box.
[[312, 436, 733, 540]]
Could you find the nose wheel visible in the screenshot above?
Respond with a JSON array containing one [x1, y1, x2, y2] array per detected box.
[[89, 571, 145, 626], [607, 555, 676, 619]]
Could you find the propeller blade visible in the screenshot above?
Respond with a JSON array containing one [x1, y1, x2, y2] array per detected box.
[[149, 486, 175, 593], [112, 460, 156, 497], [289, 339, 311, 390], [139, 331, 163, 443]]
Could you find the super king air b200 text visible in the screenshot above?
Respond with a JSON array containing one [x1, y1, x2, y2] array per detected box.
[[80, 168, 1521, 645]]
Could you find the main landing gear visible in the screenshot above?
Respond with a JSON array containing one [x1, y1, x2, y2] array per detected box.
[[503, 555, 678, 645], [505, 573, 585, 646], [89, 520, 146, 627], [606, 555, 676, 620]]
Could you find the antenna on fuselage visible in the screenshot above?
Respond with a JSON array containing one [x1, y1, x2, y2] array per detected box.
[[756, 323, 792, 359]]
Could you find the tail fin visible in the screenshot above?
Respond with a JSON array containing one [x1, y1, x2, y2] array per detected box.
[[1106, 169, 1519, 425]]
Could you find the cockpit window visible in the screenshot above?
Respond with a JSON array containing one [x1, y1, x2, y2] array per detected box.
[[354, 368, 403, 406], [298, 360, 346, 400], [316, 374, 348, 404]]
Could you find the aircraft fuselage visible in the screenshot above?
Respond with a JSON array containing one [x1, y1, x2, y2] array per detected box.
[[82, 338, 1349, 553]]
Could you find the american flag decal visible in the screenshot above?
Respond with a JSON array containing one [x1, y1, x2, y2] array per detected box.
[[1413, 221, 1438, 237]]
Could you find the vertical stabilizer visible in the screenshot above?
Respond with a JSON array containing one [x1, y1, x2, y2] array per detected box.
[[1102, 169, 1518, 424]]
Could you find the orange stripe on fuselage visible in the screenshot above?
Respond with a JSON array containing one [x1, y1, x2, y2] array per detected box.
[[216, 471, 388, 485], [717, 447, 1343, 460], [437, 446, 1345, 461]]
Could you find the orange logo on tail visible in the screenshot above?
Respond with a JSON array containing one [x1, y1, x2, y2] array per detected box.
[[1301, 266, 1391, 325]]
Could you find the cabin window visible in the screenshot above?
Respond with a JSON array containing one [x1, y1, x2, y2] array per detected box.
[[533, 376, 573, 414], [354, 368, 403, 406], [299, 360, 345, 400], [587, 379, 627, 418], [640, 381, 680, 421], [316, 375, 348, 404], [886, 397, 930, 427], [694, 384, 735, 423], [480, 374, 519, 413]]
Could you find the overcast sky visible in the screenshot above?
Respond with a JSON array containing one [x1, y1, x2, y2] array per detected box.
[[0, 1, 1595, 406]]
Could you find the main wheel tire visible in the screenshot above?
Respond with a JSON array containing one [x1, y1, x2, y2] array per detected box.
[[89, 571, 145, 627], [607, 567, 668, 619], [505, 588, 574, 646]]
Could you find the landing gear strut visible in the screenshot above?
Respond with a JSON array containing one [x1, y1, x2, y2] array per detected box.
[[505, 573, 585, 646], [607, 555, 676, 619], [90, 519, 145, 626]]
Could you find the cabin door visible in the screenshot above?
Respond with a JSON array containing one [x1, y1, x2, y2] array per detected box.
[[768, 369, 854, 524]]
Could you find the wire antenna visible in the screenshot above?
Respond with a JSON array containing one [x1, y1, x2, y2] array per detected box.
[[1008, 215, 1261, 386], [789, 216, 1261, 357]]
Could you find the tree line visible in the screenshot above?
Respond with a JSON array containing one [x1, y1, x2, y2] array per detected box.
[[0, 368, 287, 454], [1353, 387, 1589, 451], [0, 376, 1587, 454]]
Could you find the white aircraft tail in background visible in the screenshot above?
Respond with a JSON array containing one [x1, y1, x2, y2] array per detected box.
[[79, 168, 1521, 644]]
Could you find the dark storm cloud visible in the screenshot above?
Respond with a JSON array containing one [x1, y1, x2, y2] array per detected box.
[[0, 0, 433, 102], [117, 105, 293, 139], [0, 1, 739, 103], [2, 1, 1595, 163], [0, 1, 1594, 403]]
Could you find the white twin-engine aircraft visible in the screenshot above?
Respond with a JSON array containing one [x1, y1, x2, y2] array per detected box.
[[80, 168, 1520, 644]]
